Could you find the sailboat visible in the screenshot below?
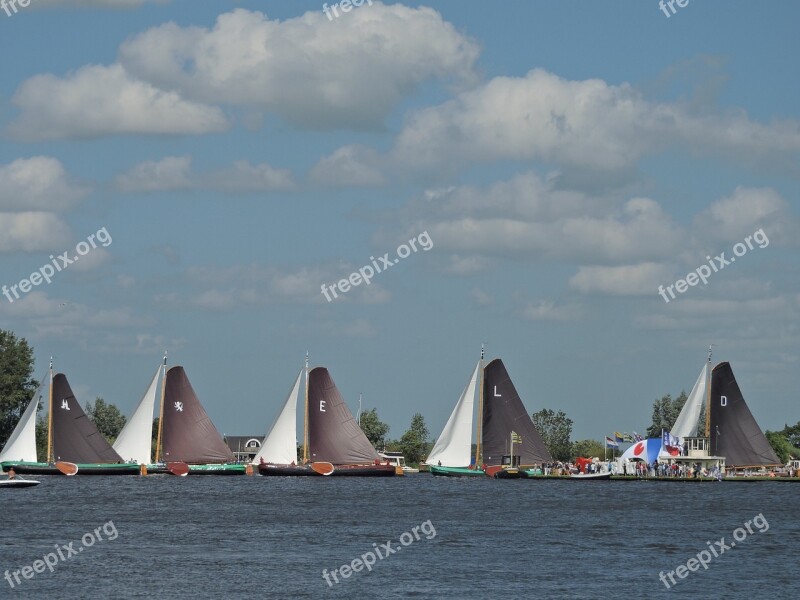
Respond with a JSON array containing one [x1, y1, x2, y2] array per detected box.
[[152, 365, 245, 475], [256, 356, 398, 477], [0, 360, 139, 475], [709, 361, 780, 469], [427, 348, 552, 478], [482, 358, 552, 478]]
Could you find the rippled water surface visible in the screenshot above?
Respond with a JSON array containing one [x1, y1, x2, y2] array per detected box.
[[2, 475, 799, 598]]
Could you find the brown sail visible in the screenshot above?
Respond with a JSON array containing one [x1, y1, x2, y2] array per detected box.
[[307, 367, 380, 465], [482, 359, 552, 467], [709, 362, 780, 467], [51, 373, 123, 464], [161, 366, 235, 464]]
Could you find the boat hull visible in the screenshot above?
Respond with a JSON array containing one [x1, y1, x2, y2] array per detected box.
[[569, 472, 613, 480], [0, 479, 40, 488], [429, 465, 486, 477], [258, 463, 398, 477], [145, 463, 246, 475], [1, 462, 140, 476]]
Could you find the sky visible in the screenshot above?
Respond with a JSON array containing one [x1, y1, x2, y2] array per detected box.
[[0, 0, 798, 444]]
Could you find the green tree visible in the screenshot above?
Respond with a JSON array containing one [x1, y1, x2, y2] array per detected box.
[[531, 408, 573, 462], [399, 413, 429, 465], [572, 439, 606, 460], [0, 330, 38, 447], [766, 430, 800, 464], [646, 391, 688, 438], [781, 421, 800, 448], [359, 408, 390, 448], [36, 416, 48, 462], [85, 398, 127, 442]]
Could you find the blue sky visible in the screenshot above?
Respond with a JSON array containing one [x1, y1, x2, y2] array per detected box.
[[1, 0, 798, 443]]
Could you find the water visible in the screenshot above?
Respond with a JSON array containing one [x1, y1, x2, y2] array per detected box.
[[2, 475, 798, 598]]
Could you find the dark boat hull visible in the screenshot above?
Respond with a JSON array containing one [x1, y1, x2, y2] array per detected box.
[[1, 462, 140, 476], [258, 463, 397, 477]]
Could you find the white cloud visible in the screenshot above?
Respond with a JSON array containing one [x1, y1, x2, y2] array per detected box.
[[521, 300, 580, 321], [310, 145, 385, 187], [0, 212, 72, 253], [0, 157, 89, 211], [119, 6, 479, 129], [402, 172, 683, 267], [212, 161, 295, 192], [692, 186, 798, 245], [569, 263, 675, 296], [9, 65, 228, 141], [390, 69, 800, 175], [116, 156, 295, 192], [115, 156, 192, 192]]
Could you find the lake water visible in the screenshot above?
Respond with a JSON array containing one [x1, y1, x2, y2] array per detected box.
[[2, 475, 798, 598]]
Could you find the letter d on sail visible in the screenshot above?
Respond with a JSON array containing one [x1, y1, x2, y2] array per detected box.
[[720, 395, 727, 407]]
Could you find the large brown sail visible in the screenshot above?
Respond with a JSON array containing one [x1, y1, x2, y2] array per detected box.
[[161, 366, 235, 464], [307, 367, 379, 465], [482, 359, 552, 467], [709, 362, 780, 467], [51, 373, 123, 464]]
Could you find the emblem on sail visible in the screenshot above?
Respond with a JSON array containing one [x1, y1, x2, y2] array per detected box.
[[174, 401, 184, 412], [61, 399, 70, 410]]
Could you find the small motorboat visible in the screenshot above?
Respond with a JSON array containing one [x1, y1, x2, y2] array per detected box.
[[569, 471, 612, 480], [0, 478, 40, 489]]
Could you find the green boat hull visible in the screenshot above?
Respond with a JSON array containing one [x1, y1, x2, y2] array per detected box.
[[429, 465, 486, 477], [1, 461, 140, 476], [145, 463, 247, 475]]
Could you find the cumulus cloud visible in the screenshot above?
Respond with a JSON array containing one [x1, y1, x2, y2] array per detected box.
[[388, 69, 800, 176], [569, 263, 675, 296], [692, 186, 798, 246], [118, 6, 479, 129], [310, 145, 386, 187], [521, 300, 581, 321], [0, 212, 72, 253], [115, 156, 294, 192], [8, 65, 228, 141], [0, 157, 89, 211], [115, 156, 193, 192], [396, 172, 683, 266]]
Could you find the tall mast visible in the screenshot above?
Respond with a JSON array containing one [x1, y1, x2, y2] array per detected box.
[[155, 352, 167, 463], [475, 344, 485, 467], [46, 357, 53, 463], [303, 352, 309, 463], [704, 345, 713, 438]]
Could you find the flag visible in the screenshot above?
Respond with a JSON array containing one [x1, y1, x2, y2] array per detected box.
[[605, 437, 619, 448], [614, 432, 624, 443], [662, 429, 681, 456], [511, 431, 522, 444], [623, 433, 634, 442], [633, 432, 643, 442]]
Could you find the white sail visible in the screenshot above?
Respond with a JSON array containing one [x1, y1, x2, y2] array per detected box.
[[426, 361, 480, 467], [113, 365, 161, 465], [252, 370, 302, 465], [670, 363, 708, 441], [0, 383, 44, 463]]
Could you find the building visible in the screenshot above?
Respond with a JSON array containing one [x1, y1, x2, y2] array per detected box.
[[224, 436, 263, 463]]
